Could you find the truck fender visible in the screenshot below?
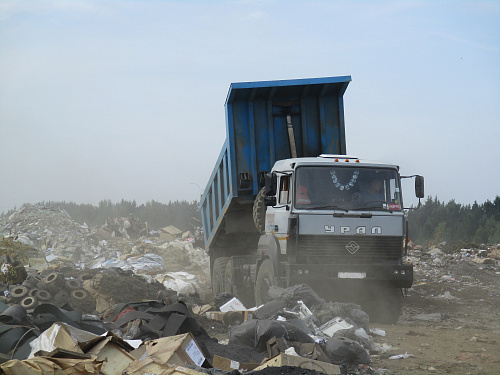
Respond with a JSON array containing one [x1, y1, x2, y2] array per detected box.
[[256, 235, 282, 277]]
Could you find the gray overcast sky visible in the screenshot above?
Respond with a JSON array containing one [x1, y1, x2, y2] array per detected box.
[[1, 0, 499, 214]]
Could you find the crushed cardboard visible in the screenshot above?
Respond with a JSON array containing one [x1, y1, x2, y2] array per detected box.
[[256, 353, 340, 374]]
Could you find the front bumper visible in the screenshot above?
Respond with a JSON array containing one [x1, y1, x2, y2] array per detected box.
[[285, 262, 413, 288]]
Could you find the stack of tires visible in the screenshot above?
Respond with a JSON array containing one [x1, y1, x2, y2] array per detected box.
[[9, 271, 91, 311]]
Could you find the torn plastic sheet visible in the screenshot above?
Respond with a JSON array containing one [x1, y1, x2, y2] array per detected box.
[[160, 271, 209, 297], [28, 323, 100, 358], [128, 253, 165, 273], [389, 352, 414, 360]]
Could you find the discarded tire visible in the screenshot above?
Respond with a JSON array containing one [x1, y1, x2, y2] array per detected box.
[[10, 286, 29, 300], [27, 274, 43, 283], [36, 290, 52, 302], [77, 273, 93, 284], [21, 296, 38, 309], [65, 279, 81, 291], [36, 280, 49, 291], [71, 289, 89, 300], [54, 291, 70, 306], [45, 272, 64, 292], [22, 279, 37, 289]]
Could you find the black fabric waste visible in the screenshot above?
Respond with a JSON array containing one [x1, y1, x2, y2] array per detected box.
[[0, 304, 41, 359], [229, 319, 314, 353], [195, 334, 264, 364], [313, 302, 370, 331], [272, 284, 325, 308], [322, 337, 371, 366], [253, 299, 286, 320], [104, 300, 207, 340]]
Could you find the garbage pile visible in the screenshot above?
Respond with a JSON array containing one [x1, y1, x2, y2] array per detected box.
[[213, 285, 376, 374], [4, 204, 498, 373], [404, 241, 500, 297], [0, 282, 381, 374], [406, 241, 500, 270], [0, 204, 210, 298]]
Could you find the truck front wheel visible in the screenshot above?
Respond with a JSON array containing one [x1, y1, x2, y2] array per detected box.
[[212, 257, 229, 297], [253, 188, 266, 234], [254, 259, 275, 306]]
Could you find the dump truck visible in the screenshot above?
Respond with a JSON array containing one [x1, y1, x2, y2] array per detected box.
[[200, 76, 424, 322]]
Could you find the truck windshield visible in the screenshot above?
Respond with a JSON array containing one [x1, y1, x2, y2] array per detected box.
[[294, 166, 402, 211]]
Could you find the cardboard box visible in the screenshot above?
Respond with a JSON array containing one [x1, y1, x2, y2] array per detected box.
[[319, 317, 353, 338], [212, 355, 260, 372], [123, 359, 207, 375], [86, 339, 136, 375], [142, 333, 206, 367], [219, 297, 247, 312], [255, 353, 340, 374], [266, 337, 331, 364]]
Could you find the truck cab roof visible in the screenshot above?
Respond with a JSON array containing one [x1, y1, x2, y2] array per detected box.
[[271, 155, 400, 173]]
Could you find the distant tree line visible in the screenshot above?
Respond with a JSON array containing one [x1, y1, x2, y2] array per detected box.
[[3, 196, 499, 248], [408, 196, 500, 248], [2, 200, 202, 233]]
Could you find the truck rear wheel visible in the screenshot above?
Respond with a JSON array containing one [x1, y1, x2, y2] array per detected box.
[[226, 261, 255, 307], [253, 188, 266, 234], [212, 257, 229, 296], [254, 259, 275, 306]]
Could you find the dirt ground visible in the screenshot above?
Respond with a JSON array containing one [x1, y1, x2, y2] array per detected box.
[[371, 259, 500, 375]]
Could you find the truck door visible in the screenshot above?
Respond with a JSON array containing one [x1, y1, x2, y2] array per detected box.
[[269, 174, 292, 254]]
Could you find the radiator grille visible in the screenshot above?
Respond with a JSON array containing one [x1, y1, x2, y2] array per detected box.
[[297, 235, 403, 264]]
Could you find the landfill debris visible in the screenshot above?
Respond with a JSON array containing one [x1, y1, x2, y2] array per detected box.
[[389, 352, 414, 360], [370, 328, 386, 337], [254, 353, 340, 374], [212, 354, 260, 371], [0, 204, 210, 284], [2, 204, 498, 374], [219, 296, 247, 312], [319, 317, 354, 338]]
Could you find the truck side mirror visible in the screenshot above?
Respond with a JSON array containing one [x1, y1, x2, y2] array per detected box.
[[415, 175, 424, 198], [264, 196, 277, 206], [265, 173, 277, 196]]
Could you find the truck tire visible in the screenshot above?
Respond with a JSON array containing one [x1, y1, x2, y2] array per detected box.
[[253, 188, 266, 234], [254, 259, 275, 306], [225, 261, 255, 307], [370, 288, 403, 324], [212, 257, 229, 296]]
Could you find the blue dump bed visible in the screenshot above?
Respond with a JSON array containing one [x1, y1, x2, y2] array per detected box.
[[201, 76, 351, 251]]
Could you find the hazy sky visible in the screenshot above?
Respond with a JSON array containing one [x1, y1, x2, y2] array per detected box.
[[1, 0, 499, 214]]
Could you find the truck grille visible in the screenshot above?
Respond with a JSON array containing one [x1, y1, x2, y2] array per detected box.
[[297, 235, 403, 264]]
